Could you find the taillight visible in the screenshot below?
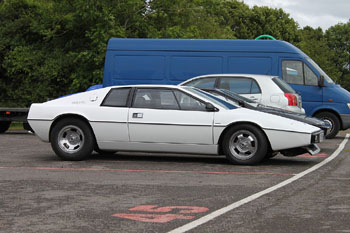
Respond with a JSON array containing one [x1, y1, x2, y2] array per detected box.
[[284, 93, 298, 106]]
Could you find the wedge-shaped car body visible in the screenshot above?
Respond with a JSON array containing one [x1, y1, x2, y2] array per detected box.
[[201, 88, 330, 137], [28, 85, 323, 165]]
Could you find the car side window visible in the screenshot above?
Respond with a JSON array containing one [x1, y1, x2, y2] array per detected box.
[[282, 60, 304, 85], [174, 90, 207, 111], [132, 89, 180, 110], [218, 77, 260, 94], [184, 77, 216, 88], [101, 88, 131, 107], [251, 81, 261, 94]]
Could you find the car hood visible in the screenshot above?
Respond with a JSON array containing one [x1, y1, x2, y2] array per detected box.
[[252, 105, 330, 130]]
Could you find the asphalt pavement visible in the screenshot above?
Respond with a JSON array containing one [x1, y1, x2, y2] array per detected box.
[[0, 130, 349, 233]]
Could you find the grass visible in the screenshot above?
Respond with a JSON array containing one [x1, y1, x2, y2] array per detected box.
[[9, 121, 24, 130]]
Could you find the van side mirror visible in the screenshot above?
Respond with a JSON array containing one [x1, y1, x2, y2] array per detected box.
[[318, 75, 325, 87], [205, 103, 218, 112]]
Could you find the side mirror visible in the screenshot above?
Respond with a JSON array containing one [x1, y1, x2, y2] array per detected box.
[[205, 103, 218, 112], [318, 75, 325, 87]]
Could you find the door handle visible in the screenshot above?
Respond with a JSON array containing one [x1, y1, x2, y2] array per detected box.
[[132, 113, 143, 118]]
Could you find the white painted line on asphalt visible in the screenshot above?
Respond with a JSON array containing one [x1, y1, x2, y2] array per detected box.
[[167, 134, 350, 233]]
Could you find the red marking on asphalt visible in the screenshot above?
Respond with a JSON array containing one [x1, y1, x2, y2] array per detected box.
[[112, 213, 194, 223], [298, 153, 327, 158], [0, 166, 294, 176], [129, 205, 209, 214], [112, 205, 209, 223]]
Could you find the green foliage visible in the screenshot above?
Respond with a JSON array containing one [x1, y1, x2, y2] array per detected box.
[[146, 0, 234, 39], [219, 1, 300, 42], [297, 26, 341, 82], [0, 0, 147, 106], [0, 0, 349, 107], [325, 21, 350, 89]]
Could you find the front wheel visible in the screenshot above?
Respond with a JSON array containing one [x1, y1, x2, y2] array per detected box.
[[223, 124, 268, 165], [315, 112, 340, 139], [50, 118, 94, 161]]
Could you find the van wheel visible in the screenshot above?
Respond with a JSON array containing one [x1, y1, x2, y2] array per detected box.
[[223, 124, 267, 165], [50, 118, 94, 161], [315, 112, 340, 139], [0, 121, 11, 133]]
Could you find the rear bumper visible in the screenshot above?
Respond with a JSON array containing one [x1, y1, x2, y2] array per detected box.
[[0, 108, 29, 122], [340, 114, 350, 130]]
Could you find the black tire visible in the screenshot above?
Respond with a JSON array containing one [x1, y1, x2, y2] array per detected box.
[[23, 122, 34, 132], [0, 121, 11, 133], [50, 118, 94, 161], [315, 112, 340, 139], [94, 147, 116, 155], [265, 152, 278, 160], [223, 124, 268, 165]]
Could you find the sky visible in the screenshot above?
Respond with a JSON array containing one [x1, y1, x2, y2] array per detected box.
[[241, 0, 350, 31]]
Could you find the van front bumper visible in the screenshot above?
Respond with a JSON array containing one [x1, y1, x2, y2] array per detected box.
[[340, 114, 350, 130]]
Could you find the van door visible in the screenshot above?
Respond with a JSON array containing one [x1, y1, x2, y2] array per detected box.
[[217, 77, 262, 102], [280, 59, 323, 113]]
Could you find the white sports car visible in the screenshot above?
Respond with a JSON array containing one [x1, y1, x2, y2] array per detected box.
[[28, 85, 324, 165]]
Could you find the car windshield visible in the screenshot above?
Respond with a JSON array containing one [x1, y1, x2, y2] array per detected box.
[[183, 87, 237, 110], [306, 57, 334, 84]]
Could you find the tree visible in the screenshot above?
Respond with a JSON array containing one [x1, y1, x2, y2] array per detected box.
[[219, 1, 300, 42], [325, 21, 350, 89], [145, 0, 234, 39], [0, 0, 147, 106], [296, 26, 340, 82]]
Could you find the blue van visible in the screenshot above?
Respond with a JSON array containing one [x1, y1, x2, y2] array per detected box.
[[102, 38, 350, 138]]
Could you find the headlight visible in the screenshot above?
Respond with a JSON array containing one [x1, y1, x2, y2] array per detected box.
[[347, 103, 350, 109]]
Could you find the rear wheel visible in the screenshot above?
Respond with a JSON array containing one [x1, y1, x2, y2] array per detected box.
[[223, 124, 268, 165], [0, 121, 11, 133], [50, 118, 94, 161], [315, 112, 340, 139]]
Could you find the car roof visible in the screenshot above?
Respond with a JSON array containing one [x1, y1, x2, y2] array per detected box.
[[181, 73, 278, 84], [107, 84, 189, 89], [192, 73, 276, 79]]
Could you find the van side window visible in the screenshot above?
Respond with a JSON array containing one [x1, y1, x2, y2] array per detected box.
[[282, 60, 318, 86], [218, 78, 261, 94], [184, 78, 216, 88], [304, 64, 318, 86], [282, 61, 304, 85]]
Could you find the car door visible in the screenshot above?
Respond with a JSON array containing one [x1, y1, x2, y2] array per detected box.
[[217, 77, 262, 102], [128, 88, 214, 145], [93, 87, 131, 143]]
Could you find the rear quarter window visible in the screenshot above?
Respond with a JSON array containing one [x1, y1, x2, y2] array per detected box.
[[101, 88, 131, 107]]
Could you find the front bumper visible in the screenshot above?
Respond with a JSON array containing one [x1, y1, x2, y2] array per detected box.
[[340, 114, 350, 130], [311, 130, 324, 143], [280, 144, 321, 157]]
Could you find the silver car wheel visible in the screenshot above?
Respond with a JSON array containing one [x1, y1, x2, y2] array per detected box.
[[228, 130, 258, 160], [57, 125, 84, 154]]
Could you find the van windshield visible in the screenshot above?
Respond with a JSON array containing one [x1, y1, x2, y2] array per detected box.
[[306, 57, 334, 84]]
